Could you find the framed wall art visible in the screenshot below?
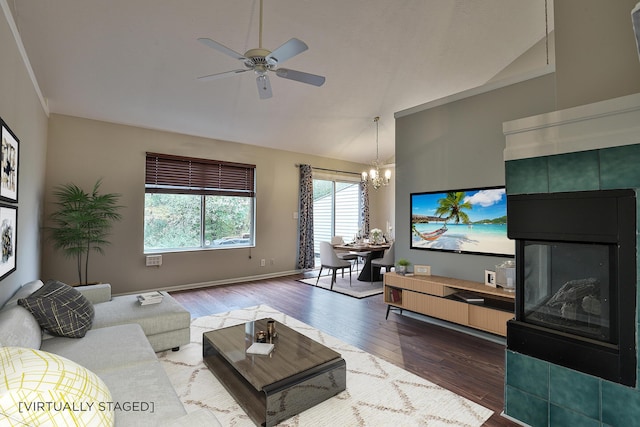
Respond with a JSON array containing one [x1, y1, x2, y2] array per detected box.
[[0, 204, 17, 280], [0, 119, 19, 202], [413, 265, 431, 276]]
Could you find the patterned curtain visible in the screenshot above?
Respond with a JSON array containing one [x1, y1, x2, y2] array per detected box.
[[296, 164, 315, 269], [360, 180, 370, 236]]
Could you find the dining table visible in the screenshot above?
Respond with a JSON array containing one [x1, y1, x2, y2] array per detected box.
[[333, 242, 390, 282]]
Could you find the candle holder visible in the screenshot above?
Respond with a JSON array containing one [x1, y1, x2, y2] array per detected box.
[[256, 330, 267, 343], [267, 320, 277, 342]]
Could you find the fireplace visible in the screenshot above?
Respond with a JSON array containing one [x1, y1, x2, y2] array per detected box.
[[501, 93, 640, 425], [506, 189, 637, 386]]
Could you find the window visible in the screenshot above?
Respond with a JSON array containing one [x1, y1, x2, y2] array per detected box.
[[312, 177, 361, 263], [144, 152, 255, 252]]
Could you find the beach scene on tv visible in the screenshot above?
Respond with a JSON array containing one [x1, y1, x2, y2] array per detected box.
[[411, 188, 514, 256]]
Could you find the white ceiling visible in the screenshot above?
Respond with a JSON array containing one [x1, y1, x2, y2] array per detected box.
[[9, 0, 552, 164]]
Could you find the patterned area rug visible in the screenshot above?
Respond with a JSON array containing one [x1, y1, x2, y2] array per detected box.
[[158, 305, 493, 426], [298, 273, 383, 298]]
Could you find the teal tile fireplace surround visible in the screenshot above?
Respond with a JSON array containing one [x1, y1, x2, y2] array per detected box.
[[504, 143, 640, 426]]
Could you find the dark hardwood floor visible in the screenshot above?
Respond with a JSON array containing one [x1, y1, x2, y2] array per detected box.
[[170, 273, 517, 426]]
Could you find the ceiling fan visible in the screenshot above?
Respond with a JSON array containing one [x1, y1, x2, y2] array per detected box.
[[197, 0, 325, 99]]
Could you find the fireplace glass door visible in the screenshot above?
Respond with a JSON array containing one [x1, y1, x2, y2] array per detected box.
[[522, 241, 613, 343]]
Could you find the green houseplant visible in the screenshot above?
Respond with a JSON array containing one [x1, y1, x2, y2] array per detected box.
[[396, 258, 411, 275], [47, 179, 123, 285]]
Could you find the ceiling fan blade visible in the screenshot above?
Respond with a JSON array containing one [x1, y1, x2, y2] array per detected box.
[[256, 74, 272, 99], [266, 38, 308, 64], [275, 68, 325, 87], [198, 38, 246, 60], [197, 69, 250, 82]]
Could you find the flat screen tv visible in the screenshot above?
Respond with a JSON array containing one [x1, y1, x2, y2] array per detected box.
[[410, 186, 514, 257]]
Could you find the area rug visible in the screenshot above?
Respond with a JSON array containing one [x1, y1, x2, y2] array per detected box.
[[298, 273, 383, 298], [158, 305, 493, 426]]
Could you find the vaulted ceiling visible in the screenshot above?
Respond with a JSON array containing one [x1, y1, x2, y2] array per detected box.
[[9, 0, 553, 164]]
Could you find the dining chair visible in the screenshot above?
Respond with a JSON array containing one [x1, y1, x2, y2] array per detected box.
[[331, 236, 360, 268], [330, 236, 344, 245], [317, 241, 352, 289], [339, 235, 369, 270], [370, 242, 395, 282]]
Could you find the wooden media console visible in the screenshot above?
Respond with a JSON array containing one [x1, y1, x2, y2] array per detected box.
[[384, 272, 515, 336]]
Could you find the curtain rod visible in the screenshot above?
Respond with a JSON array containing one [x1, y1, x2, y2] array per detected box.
[[295, 164, 361, 177]]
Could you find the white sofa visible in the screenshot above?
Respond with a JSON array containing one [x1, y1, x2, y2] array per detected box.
[[0, 280, 221, 426], [73, 282, 190, 352]]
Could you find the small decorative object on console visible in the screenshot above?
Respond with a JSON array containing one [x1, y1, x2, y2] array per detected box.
[[454, 291, 485, 304], [137, 291, 164, 305], [414, 265, 431, 276], [495, 260, 516, 292], [396, 259, 411, 275], [485, 270, 496, 287]]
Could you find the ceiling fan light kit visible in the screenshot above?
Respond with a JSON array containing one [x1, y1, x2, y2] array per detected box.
[[362, 116, 391, 190], [197, 0, 325, 99]]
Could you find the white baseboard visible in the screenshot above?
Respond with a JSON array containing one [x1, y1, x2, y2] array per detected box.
[[500, 411, 530, 426], [115, 270, 303, 296]]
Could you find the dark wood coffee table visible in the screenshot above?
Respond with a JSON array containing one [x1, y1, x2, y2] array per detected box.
[[203, 318, 346, 427]]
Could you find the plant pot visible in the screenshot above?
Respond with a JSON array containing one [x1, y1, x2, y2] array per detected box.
[[396, 265, 407, 275]]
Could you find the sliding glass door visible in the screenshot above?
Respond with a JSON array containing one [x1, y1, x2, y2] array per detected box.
[[313, 179, 360, 265]]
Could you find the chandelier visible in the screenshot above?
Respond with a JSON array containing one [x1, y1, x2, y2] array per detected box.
[[362, 116, 391, 189]]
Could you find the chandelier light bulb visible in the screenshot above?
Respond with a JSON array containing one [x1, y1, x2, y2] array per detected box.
[[362, 116, 391, 190]]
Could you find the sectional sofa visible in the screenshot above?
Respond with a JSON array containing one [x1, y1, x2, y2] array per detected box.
[[0, 279, 221, 426]]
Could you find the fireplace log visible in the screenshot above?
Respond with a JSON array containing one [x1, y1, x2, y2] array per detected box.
[[582, 295, 601, 315], [560, 302, 577, 320], [547, 278, 599, 307]]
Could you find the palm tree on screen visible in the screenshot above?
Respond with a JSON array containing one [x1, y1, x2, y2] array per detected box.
[[435, 192, 472, 224]]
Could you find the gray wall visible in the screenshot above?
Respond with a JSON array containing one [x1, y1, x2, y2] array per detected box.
[[554, 0, 640, 110], [392, 0, 640, 283], [0, 6, 49, 305], [394, 73, 556, 283]]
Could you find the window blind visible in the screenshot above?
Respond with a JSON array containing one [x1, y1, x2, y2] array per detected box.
[[145, 152, 255, 197], [312, 170, 361, 183]]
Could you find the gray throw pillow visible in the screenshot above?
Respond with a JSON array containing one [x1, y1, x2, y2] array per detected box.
[[18, 280, 95, 338]]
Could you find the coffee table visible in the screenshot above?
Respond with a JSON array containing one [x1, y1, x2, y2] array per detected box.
[[203, 318, 346, 426]]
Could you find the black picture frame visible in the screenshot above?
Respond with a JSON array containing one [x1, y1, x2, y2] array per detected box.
[[0, 119, 19, 203], [0, 204, 17, 280], [410, 186, 514, 257]]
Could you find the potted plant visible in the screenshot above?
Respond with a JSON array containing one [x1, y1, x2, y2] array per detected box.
[[396, 258, 411, 275], [47, 179, 123, 285]]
